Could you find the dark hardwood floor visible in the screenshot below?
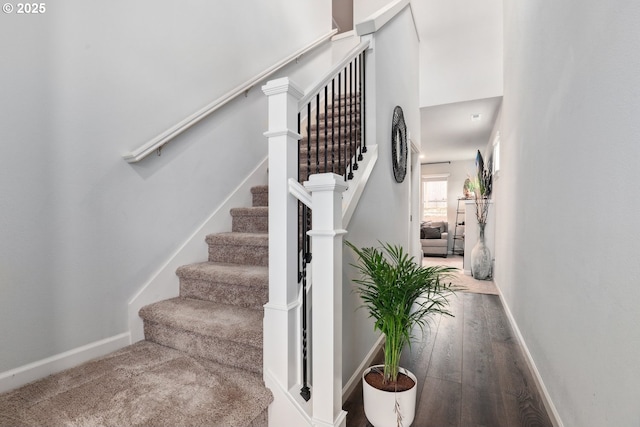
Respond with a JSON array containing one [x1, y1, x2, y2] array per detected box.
[[343, 292, 553, 427]]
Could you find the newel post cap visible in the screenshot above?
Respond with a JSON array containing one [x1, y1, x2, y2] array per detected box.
[[262, 77, 304, 99]]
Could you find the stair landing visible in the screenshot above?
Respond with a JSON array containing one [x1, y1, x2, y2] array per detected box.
[[0, 341, 271, 427]]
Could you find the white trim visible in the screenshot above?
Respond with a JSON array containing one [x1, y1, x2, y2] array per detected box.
[[289, 178, 312, 208], [342, 335, 384, 405], [264, 369, 313, 426], [342, 144, 378, 227], [263, 299, 301, 313], [422, 173, 450, 180], [298, 40, 370, 109], [496, 281, 564, 427], [0, 332, 130, 394], [355, 0, 420, 42], [264, 129, 302, 140], [122, 30, 336, 163], [331, 30, 356, 42], [306, 229, 348, 238]]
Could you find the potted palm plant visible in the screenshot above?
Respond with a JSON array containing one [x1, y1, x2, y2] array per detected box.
[[346, 241, 458, 427]]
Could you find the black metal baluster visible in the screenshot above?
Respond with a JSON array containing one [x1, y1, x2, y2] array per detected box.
[[361, 51, 367, 155], [339, 70, 345, 180], [331, 78, 336, 174], [306, 102, 311, 182], [352, 58, 359, 171], [298, 113, 302, 180], [356, 55, 363, 162], [324, 85, 328, 172], [315, 94, 320, 175], [348, 62, 354, 179], [300, 202, 311, 401]]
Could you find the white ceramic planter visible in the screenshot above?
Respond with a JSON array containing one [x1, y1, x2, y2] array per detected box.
[[362, 365, 417, 427]]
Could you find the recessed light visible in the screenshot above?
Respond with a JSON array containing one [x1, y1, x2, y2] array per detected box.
[[471, 113, 482, 122]]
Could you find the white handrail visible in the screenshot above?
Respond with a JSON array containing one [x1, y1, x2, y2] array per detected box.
[[288, 178, 312, 208], [122, 29, 338, 163], [298, 40, 370, 110]]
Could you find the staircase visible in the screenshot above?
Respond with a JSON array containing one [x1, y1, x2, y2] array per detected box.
[[0, 187, 273, 427], [0, 92, 363, 426], [140, 186, 269, 378]]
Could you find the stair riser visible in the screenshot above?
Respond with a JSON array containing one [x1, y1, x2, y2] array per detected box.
[[208, 243, 268, 266], [232, 215, 268, 233], [253, 193, 268, 207], [143, 321, 263, 375], [250, 186, 268, 207], [180, 278, 268, 309]]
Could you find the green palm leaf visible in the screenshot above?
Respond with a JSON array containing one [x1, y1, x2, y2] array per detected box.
[[346, 241, 460, 385]]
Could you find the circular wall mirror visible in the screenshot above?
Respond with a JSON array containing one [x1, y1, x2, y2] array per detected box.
[[391, 106, 407, 183]]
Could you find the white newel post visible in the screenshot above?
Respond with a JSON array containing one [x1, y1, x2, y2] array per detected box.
[[262, 78, 303, 394], [305, 173, 348, 427]]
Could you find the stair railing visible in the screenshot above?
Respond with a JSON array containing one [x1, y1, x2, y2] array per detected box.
[[296, 42, 367, 404], [262, 39, 369, 427], [263, 41, 369, 425], [298, 42, 368, 183]]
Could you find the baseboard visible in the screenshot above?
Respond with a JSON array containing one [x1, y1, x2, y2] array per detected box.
[[342, 335, 384, 404], [127, 157, 269, 342], [0, 332, 130, 394], [495, 280, 564, 427]]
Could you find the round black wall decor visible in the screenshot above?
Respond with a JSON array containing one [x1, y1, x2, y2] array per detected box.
[[391, 106, 407, 183]]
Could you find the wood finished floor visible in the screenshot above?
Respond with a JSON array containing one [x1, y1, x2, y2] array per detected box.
[[343, 291, 553, 427]]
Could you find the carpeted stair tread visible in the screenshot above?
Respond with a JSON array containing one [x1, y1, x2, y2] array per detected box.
[[177, 262, 268, 287], [177, 262, 268, 309], [206, 232, 268, 247], [139, 298, 263, 348], [230, 206, 269, 217], [0, 341, 272, 427]]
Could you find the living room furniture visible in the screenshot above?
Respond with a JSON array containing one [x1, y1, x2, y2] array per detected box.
[[420, 221, 449, 257]]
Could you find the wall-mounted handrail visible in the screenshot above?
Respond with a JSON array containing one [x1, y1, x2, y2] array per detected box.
[[122, 29, 338, 163]]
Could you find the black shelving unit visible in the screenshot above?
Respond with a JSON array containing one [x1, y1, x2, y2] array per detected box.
[[452, 198, 467, 255]]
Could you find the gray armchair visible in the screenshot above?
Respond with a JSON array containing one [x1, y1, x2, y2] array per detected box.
[[420, 221, 449, 257]]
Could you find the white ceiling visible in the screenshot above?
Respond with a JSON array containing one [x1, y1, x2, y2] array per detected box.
[[410, 0, 503, 163], [420, 96, 502, 163]]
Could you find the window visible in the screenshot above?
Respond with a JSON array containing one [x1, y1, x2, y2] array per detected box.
[[492, 131, 500, 176], [422, 175, 448, 222]]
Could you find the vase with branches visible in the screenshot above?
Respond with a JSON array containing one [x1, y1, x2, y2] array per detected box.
[[471, 150, 492, 279]]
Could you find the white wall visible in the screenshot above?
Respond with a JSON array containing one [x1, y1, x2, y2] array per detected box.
[[0, 0, 331, 373], [353, 0, 393, 24], [342, 5, 420, 388], [498, 2, 640, 426], [415, 0, 503, 107]]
